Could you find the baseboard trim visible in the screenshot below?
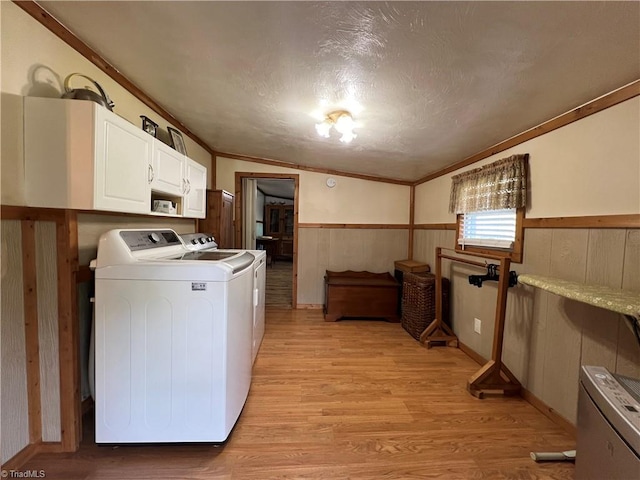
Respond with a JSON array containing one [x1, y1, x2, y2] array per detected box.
[[38, 442, 65, 454], [1, 443, 39, 471], [0, 441, 69, 471], [520, 389, 577, 438], [457, 341, 576, 438], [458, 341, 487, 365]]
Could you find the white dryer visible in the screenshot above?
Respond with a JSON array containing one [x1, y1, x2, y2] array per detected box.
[[180, 233, 266, 365], [92, 229, 254, 443]]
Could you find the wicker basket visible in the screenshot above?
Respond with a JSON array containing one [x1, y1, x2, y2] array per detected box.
[[401, 272, 450, 341]]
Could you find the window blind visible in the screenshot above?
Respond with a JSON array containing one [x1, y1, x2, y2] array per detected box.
[[458, 208, 516, 249]]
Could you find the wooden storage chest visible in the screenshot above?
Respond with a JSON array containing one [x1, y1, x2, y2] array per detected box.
[[324, 270, 400, 322]]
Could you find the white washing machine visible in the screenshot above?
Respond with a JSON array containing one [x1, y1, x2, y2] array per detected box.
[[576, 365, 640, 479], [180, 233, 266, 365], [92, 228, 255, 443]]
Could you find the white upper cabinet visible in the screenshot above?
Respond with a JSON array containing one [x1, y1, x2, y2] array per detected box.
[[183, 158, 207, 219], [151, 140, 186, 197], [24, 97, 206, 218], [94, 104, 152, 214]]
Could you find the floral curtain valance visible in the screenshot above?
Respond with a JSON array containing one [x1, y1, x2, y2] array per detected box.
[[449, 154, 528, 214]]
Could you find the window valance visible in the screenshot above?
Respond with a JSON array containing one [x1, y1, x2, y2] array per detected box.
[[449, 154, 528, 214]]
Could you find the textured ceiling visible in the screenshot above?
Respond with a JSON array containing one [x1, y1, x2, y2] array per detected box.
[[38, 1, 640, 182], [257, 179, 295, 200]]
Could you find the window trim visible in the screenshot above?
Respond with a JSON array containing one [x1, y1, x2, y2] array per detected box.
[[455, 207, 525, 263]]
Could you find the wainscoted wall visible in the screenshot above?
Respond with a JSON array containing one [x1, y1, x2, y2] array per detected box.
[[1, 221, 29, 463], [413, 227, 640, 424], [1, 220, 63, 462], [298, 228, 409, 305], [35, 222, 61, 442]]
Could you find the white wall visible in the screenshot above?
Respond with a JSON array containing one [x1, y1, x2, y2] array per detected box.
[[216, 157, 411, 224], [415, 97, 640, 224]]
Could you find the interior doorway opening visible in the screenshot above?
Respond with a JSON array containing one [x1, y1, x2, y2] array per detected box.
[[235, 173, 299, 308]]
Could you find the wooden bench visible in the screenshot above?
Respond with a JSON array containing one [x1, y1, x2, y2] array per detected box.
[[324, 270, 400, 322]]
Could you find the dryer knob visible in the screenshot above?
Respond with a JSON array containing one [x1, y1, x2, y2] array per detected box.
[[149, 233, 161, 244], [198, 238, 206, 244], [191, 239, 198, 245]]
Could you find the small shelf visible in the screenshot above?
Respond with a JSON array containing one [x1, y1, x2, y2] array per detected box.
[[147, 211, 183, 218], [518, 274, 640, 319], [150, 191, 182, 216]]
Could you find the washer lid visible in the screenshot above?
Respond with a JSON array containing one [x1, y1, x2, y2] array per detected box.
[[179, 251, 239, 261], [169, 251, 255, 274]]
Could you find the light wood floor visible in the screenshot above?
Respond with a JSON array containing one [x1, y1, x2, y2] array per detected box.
[[266, 260, 293, 307], [23, 309, 575, 479]]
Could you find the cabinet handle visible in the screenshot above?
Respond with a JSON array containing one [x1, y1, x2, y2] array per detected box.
[[182, 178, 187, 194], [186, 178, 192, 194], [148, 165, 154, 183]]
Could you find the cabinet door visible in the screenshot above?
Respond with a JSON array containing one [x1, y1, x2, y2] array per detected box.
[[94, 107, 152, 214], [280, 239, 294, 256], [266, 206, 282, 235], [219, 191, 234, 248], [151, 141, 186, 197], [183, 158, 207, 218], [284, 207, 294, 235], [199, 190, 234, 248]]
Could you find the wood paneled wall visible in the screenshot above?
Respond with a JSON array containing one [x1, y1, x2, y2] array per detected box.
[[1, 221, 30, 463], [1, 218, 69, 463], [35, 222, 61, 442], [297, 228, 409, 306], [412, 227, 640, 425], [1, 208, 83, 468]]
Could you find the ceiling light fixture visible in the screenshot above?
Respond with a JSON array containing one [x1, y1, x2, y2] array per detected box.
[[315, 110, 357, 143]]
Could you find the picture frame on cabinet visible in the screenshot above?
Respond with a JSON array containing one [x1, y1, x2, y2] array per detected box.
[[167, 126, 187, 155], [140, 115, 158, 137]]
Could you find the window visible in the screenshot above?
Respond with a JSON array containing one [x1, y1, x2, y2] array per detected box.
[[450, 154, 528, 263], [458, 208, 516, 249], [455, 207, 524, 262]]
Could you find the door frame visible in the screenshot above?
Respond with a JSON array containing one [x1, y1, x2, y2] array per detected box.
[[234, 172, 299, 308]]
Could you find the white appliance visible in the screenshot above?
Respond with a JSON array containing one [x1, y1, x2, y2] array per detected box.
[[180, 233, 266, 364], [92, 228, 255, 443], [575, 365, 640, 479]]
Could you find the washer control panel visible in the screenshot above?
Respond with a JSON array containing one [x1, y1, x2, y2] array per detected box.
[[119, 230, 182, 251], [179, 233, 218, 251]]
